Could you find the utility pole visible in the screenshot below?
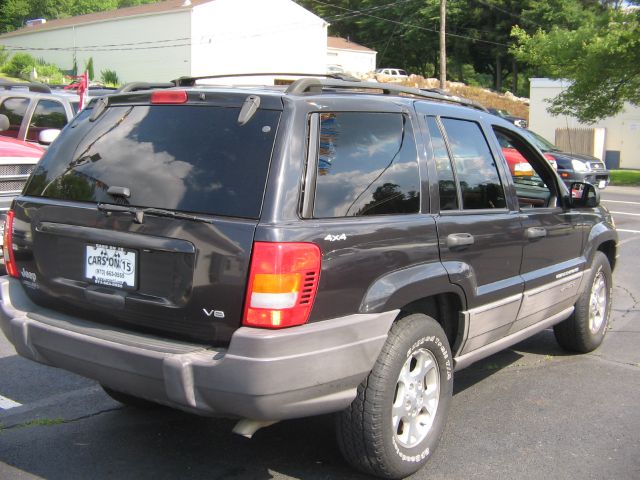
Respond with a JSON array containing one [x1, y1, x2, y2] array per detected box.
[[439, 0, 446, 90]]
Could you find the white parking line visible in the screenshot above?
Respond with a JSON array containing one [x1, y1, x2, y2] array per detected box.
[[610, 211, 640, 217], [603, 199, 640, 206], [617, 229, 640, 234], [0, 394, 22, 409]]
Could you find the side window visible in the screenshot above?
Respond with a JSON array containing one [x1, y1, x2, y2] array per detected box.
[[311, 112, 420, 218], [493, 128, 557, 209], [26, 100, 67, 142], [440, 118, 506, 210], [426, 116, 458, 210], [0, 97, 30, 138]]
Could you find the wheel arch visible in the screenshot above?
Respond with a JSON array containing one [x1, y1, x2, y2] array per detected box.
[[359, 262, 467, 354], [586, 222, 618, 271], [597, 239, 617, 271]]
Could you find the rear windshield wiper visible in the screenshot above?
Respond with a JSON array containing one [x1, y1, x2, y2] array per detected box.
[[97, 203, 212, 224]]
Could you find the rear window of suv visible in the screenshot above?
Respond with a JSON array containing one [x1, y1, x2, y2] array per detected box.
[[24, 105, 281, 219]]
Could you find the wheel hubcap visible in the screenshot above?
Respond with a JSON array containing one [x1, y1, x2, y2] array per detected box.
[[392, 348, 440, 449], [589, 270, 608, 333]]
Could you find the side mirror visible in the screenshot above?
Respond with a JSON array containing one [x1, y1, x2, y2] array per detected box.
[[38, 129, 61, 145], [570, 182, 600, 208], [0, 114, 9, 131]]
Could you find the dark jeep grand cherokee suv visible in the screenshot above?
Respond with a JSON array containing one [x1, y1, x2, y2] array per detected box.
[[0, 77, 617, 479]]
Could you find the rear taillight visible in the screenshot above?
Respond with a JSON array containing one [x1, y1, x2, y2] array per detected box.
[[150, 90, 188, 104], [243, 242, 321, 329], [3, 210, 18, 278], [513, 162, 534, 176]]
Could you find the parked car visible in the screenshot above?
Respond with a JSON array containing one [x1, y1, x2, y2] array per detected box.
[[0, 78, 617, 479], [375, 68, 409, 81], [0, 80, 81, 145], [496, 131, 557, 176], [523, 129, 610, 189], [488, 107, 528, 128], [0, 125, 44, 265]]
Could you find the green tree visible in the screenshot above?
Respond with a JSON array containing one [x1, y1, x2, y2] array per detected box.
[[511, 5, 640, 122], [84, 56, 94, 80], [296, 0, 610, 95]]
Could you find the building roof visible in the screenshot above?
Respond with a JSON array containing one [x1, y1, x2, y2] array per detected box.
[[327, 36, 376, 53], [0, 0, 212, 38]]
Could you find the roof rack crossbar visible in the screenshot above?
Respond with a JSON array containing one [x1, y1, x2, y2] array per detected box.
[[117, 82, 175, 93], [285, 78, 487, 111], [0, 79, 51, 94], [172, 72, 356, 87]]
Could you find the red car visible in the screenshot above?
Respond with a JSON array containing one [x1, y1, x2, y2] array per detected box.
[[0, 136, 43, 208], [498, 136, 557, 177], [0, 136, 44, 263]]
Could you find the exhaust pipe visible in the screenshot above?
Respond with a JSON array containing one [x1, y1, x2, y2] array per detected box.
[[232, 418, 279, 438]]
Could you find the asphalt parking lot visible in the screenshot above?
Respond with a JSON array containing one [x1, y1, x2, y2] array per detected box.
[[0, 186, 638, 480]]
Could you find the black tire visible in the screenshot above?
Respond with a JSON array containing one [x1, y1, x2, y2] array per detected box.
[[554, 251, 612, 353], [336, 313, 453, 479], [101, 385, 161, 409]]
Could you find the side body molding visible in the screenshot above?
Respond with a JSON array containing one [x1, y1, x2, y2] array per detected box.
[[359, 262, 466, 314]]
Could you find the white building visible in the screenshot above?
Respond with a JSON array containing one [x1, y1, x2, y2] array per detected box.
[[327, 37, 377, 75], [0, 0, 328, 84], [529, 78, 640, 169]]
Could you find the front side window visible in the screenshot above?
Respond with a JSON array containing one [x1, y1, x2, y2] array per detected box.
[[26, 99, 67, 141], [0, 97, 29, 138], [311, 112, 420, 218], [440, 118, 506, 210], [494, 128, 557, 209]]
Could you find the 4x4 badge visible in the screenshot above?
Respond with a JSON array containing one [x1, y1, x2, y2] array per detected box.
[[203, 309, 225, 318], [324, 234, 347, 242]]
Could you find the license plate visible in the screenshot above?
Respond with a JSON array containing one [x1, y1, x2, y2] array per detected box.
[[598, 180, 606, 189], [85, 244, 137, 289]]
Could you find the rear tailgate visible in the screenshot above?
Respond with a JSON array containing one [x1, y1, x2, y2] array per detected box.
[[10, 93, 282, 346]]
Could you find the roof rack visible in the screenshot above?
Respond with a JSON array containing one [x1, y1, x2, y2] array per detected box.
[[117, 82, 175, 93], [168, 73, 486, 111], [0, 79, 51, 94], [115, 82, 175, 93], [285, 78, 487, 111], [172, 72, 359, 87]]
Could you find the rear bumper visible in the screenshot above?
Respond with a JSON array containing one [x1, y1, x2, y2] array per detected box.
[[0, 277, 396, 420]]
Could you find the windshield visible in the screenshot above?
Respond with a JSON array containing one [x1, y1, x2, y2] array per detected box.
[[524, 130, 558, 152], [24, 104, 281, 219]]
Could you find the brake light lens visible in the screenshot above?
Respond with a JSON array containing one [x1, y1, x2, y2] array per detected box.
[[512, 161, 534, 176], [150, 90, 188, 104], [243, 242, 321, 329], [3, 210, 19, 278]]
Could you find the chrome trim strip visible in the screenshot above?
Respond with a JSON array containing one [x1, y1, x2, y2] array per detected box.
[[466, 293, 523, 315], [453, 306, 574, 371], [517, 272, 583, 320], [463, 293, 523, 340]]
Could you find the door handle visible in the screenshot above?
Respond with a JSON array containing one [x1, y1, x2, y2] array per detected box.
[[446, 233, 475, 248], [525, 227, 547, 239]]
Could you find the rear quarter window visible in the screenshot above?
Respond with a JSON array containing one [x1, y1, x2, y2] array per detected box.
[[311, 112, 420, 218]]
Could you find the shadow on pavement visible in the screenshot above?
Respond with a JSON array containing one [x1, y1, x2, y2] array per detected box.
[[0, 329, 576, 480]]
